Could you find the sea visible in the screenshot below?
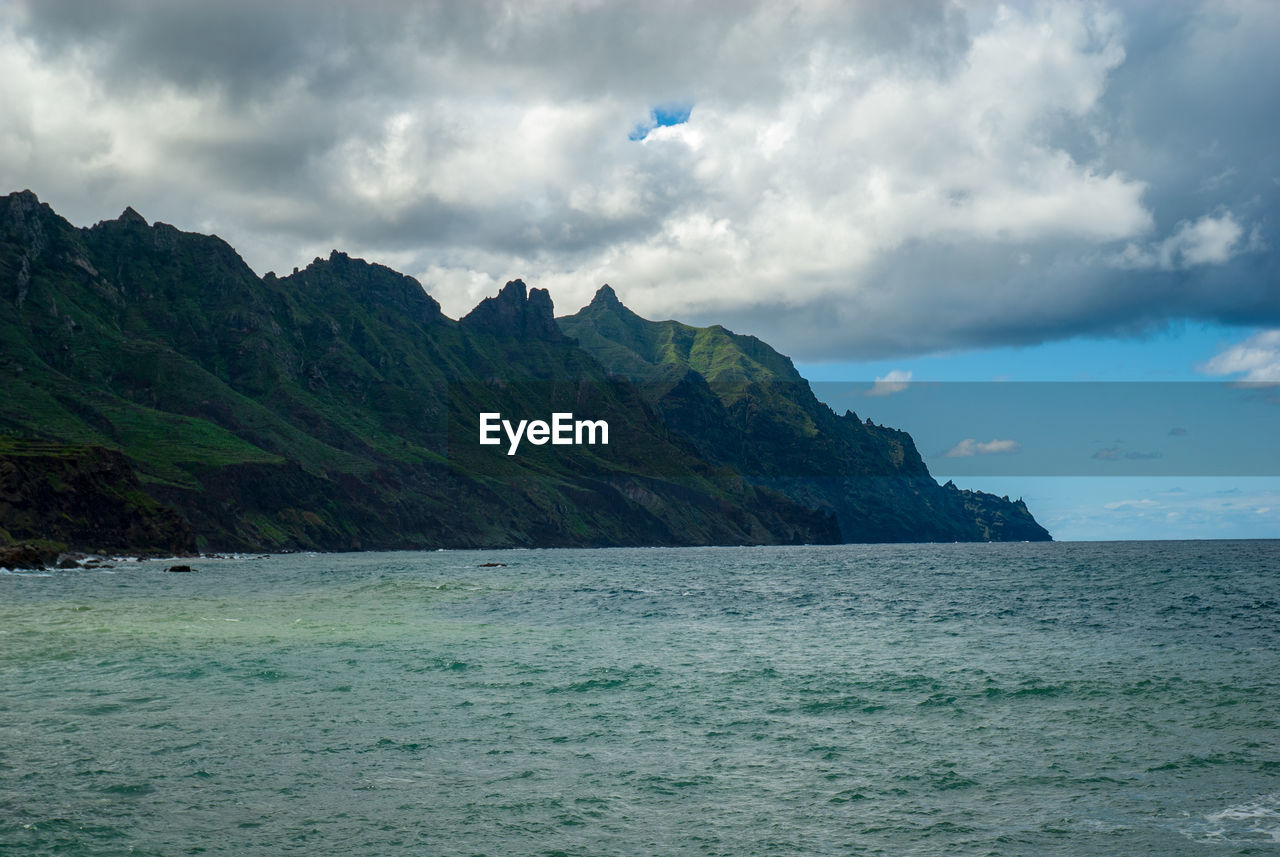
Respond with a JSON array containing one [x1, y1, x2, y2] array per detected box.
[[1, 540, 1278, 856]]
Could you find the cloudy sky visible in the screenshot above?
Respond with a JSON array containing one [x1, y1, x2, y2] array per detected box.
[[3, 0, 1276, 357], [2, 0, 1277, 537]]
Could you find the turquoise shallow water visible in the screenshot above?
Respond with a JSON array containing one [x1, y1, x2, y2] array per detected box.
[[1, 541, 1278, 856]]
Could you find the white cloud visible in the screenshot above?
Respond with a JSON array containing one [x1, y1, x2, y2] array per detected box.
[[1088, 486, 1278, 531], [1173, 213, 1246, 266], [567, 2, 1154, 319], [1198, 329, 1280, 382], [1102, 498, 1158, 510], [1, 1, 1276, 357], [1093, 446, 1163, 461], [1112, 211, 1247, 270], [944, 438, 1022, 458], [866, 369, 912, 397]]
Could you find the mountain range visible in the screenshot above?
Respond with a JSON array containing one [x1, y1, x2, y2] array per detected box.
[[0, 190, 1048, 554]]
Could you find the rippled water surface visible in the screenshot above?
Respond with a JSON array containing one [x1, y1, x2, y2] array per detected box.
[[2, 541, 1278, 855]]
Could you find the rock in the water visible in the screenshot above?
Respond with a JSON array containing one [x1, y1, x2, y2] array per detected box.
[[0, 542, 59, 569]]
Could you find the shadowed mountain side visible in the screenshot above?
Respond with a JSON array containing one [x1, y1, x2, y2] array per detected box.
[[559, 285, 1050, 543], [0, 191, 838, 552], [0, 440, 194, 555]]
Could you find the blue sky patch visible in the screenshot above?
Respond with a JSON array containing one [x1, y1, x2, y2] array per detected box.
[[629, 102, 693, 140]]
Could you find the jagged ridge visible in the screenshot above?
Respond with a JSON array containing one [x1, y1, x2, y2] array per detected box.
[[0, 191, 839, 551], [0, 190, 1046, 552]]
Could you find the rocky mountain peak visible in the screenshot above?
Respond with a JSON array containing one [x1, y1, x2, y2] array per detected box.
[[1, 190, 53, 259], [6, 189, 41, 210], [590, 283, 621, 308], [499, 278, 528, 303], [117, 206, 148, 226], [461, 278, 565, 340], [280, 248, 444, 324]]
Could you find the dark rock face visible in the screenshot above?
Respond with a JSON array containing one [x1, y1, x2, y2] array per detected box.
[[2, 189, 57, 310], [942, 480, 1050, 542], [285, 250, 444, 327], [0, 444, 196, 555], [590, 283, 622, 309], [117, 207, 148, 226], [462, 279, 566, 341], [0, 542, 58, 569]]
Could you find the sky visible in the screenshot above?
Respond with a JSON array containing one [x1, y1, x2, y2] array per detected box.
[[1, 0, 1277, 539]]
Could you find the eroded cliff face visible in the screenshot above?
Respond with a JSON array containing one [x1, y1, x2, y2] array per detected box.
[[0, 442, 194, 555]]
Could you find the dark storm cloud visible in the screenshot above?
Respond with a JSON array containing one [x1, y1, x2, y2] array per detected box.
[[1, 1, 1276, 355], [16, 0, 962, 104]]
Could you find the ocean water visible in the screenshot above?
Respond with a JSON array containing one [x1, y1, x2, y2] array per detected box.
[[1, 541, 1278, 856]]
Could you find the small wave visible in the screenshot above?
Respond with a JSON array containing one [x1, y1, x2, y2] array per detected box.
[[1180, 793, 1280, 844], [828, 789, 869, 803], [407, 657, 475, 673], [352, 578, 482, 597], [799, 695, 874, 714], [99, 782, 156, 796], [926, 769, 978, 791], [548, 677, 628, 693]]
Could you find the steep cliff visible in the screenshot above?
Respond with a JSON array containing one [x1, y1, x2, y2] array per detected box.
[[559, 285, 1050, 542]]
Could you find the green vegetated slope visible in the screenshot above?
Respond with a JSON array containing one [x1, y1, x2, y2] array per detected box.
[[0, 191, 838, 551], [559, 286, 1050, 542]]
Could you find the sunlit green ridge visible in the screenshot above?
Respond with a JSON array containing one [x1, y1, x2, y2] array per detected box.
[[561, 285, 1049, 543]]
